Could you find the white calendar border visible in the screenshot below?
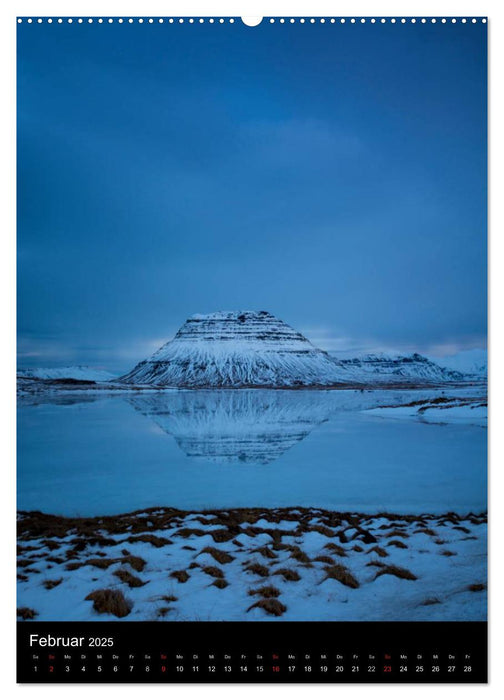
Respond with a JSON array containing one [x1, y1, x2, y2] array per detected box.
[[1, 1, 501, 699]]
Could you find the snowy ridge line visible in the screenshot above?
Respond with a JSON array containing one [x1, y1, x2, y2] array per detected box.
[[333, 352, 468, 383]]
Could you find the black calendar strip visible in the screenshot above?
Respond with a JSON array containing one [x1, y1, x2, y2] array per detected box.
[[17, 621, 487, 683]]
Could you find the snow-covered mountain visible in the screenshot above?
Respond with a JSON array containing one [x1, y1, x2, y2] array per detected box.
[[331, 352, 466, 383], [120, 311, 477, 388], [17, 366, 117, 382], [120, 311, 353, 388], [428, 349, 487, 380]]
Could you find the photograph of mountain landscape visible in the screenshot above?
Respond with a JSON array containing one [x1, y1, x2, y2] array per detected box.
[[17, 18, 486, 625]]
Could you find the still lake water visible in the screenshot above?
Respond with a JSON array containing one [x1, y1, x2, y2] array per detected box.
[[17, 389, 487, 516]]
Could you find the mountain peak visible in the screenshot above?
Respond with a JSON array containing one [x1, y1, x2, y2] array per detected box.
[[189, 310, 273, 321], [120, 311, 348, 388]]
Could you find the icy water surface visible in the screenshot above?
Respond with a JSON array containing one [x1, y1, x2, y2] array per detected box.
[[17, 388, 487, 516]]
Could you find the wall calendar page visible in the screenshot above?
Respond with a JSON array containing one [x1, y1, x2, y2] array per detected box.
[[16, 12, 487, 684]]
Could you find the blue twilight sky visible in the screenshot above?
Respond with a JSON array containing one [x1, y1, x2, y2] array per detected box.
[[17, 19, 487, 373]]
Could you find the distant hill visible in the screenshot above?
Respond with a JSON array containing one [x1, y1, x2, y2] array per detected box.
[[330, 352, 466, 383], [427, 349, 487, 380], [17, 366, 117, 382]]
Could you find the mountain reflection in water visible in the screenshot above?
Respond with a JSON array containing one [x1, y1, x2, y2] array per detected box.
[[128, 390, 334, 465]]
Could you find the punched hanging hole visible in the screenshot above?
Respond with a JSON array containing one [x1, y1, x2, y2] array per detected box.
[[241, 17, 263, 27]]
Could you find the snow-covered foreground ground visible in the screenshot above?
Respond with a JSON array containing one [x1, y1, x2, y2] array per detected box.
[[17, 507, 486, 622]]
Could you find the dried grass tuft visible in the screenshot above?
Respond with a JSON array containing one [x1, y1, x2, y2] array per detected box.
[[322, 564, 359, 589], [244, 562, 269, 577], [374, 565, 417, 581], [85, 589, 132, 618], [170, 569, 190, 583], [202, 565, 225, 579], [272, 568, 301, 582], [252, 546, 278, 560], [313, 555, 335, 565], [247, 598, 287, 616], [42, 578, 63, 590], [324, 542, 347, 557], [211, 579, 229, 589], [113, 568, 147, 588], [199, 547, 234, 564], [468, 583, 486, 592], [248, 585, 281, 598]]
